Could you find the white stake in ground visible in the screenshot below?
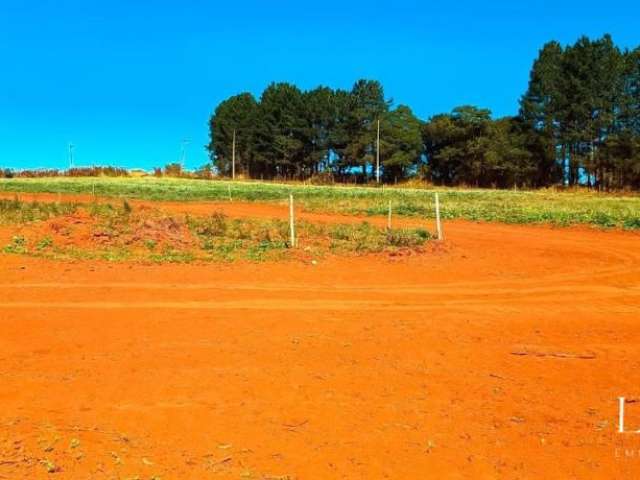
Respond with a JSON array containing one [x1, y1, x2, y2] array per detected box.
[[376, 119, 381, 184], [228, 184, 232, 202], [289, 193, 296, 248], [387, 200, 392, 230], [435, 192, 443, 241]]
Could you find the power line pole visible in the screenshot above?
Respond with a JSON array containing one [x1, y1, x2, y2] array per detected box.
[[376, 119, 380, 184], [68, 142, 75, 169], [180, 138, 190, 168], [232, 129, 236, 180]]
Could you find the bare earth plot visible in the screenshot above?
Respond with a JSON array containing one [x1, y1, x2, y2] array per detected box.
[[1, 198, 640, 479]]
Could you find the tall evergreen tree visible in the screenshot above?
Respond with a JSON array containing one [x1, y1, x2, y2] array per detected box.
[[380, 105, 423, 182], [303, 86, 335, 174], [207, 93, 258, 177], [253, 83, 307, 179], [520, 41, 564, 184], [343, 80, 390, 179]]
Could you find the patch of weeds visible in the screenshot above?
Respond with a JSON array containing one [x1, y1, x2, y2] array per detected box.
[[623, 217, 640, 229], [149, 247, 195, 263], [190, 211, 227, 236], [144, 239, 157, 251], [36, 235, 54, 251], [0, 198, 77, 224], [90, 201, 135, 237], [329, 222, 386, 252], [191, 214, 290, 257], [591, 211, 616, 228], [100, 248, 133, 262], [329, 222, 430, 253], [246, 240, 288, 261], [202, 239, 243, 261], [3, 235, 27, 254], [89, 202, 115, 218], [48, 246, 97, 261], [386, 228, 431, 247]]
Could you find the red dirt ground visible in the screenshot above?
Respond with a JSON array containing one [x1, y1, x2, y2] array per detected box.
[[1, 195, 640, 479]]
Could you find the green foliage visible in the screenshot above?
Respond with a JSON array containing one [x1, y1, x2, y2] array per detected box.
[[149, 248, 195, 263], [1, 177, 639, 229], [163, 163, 184, 177], [328, 222, 429, 252], [208, 79, 395, 182], [520, 35, 640, 190], [202, 35, 640, 189], [3, 235, 27, 254], [36, 236, 53, 250], [208, 92, 259, 177], [0, 197, 434, 263], [0, 198, 77, 224], [381, 105, 423, 182], [253, 83, 308, 179]]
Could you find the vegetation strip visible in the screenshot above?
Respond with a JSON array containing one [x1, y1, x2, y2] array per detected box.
[[0, 197, 431, 263], [1, 177, 639, 229]]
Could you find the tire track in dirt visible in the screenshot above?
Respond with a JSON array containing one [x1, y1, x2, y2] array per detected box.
[[3, 191, 640, 284], [1, 192, 639, 317]]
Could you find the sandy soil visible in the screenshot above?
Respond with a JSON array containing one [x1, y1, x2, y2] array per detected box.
[[1, 196, 640, 479]]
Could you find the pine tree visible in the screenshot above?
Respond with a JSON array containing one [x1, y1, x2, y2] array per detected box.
[[207, 93, 258, 177]]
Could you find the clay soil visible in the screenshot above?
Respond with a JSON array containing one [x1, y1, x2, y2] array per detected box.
[[1, 195, 640, 479]]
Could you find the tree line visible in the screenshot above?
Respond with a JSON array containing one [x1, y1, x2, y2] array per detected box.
[[208, 34, 640, 189]]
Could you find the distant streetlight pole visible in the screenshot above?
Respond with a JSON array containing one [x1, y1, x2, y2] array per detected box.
[[376, 119, 380, 184], [68, 142, 75, 169], [180, 138, 190, 168]]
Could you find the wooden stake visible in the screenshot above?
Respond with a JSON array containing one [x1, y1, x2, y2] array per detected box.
[[289, 193, 296, 248], [376, 119, 380, 184], [435, 192, 443, 241], [387, 200, 392, 230], [228, 184, 232, 202]]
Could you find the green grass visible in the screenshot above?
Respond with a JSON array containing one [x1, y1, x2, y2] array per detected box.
[[0, 197, 431, 263], [1, 176, 640, 229], [0, 196, 78, 224]]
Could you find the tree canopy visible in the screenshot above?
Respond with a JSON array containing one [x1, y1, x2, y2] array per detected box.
[[208, 35, 640, 189]]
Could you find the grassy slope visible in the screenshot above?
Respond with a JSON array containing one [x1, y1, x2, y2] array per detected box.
[[1, 177, 639, 228]]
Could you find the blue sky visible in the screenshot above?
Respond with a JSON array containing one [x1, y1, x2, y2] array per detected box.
[[1, 0, 638, 170]]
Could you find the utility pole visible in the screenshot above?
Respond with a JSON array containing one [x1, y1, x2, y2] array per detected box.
[[68, 142, 75, 169], [376, 119, 380, 184], [180, 138, 190, 168], [232, 129, 236, 180]]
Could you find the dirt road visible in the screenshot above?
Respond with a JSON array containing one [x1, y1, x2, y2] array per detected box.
[[1, 198, 639, 478]]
